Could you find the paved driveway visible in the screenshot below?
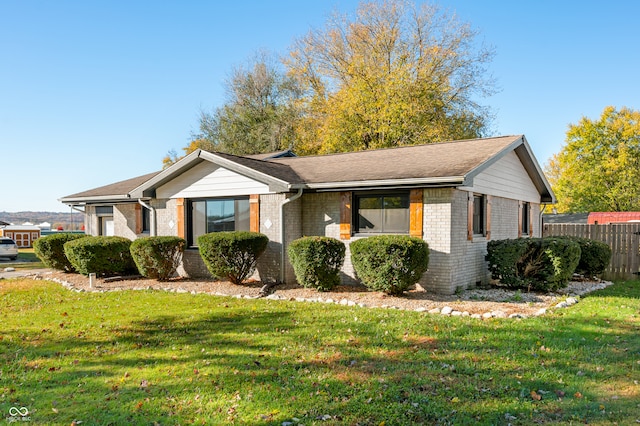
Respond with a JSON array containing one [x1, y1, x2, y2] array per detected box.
[[0, 259, 49, 279]]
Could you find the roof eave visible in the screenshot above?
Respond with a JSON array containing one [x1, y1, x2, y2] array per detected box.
[[305, 176, 466, 191], [59, 194, 133, 205], [514, 136, 556, 204]]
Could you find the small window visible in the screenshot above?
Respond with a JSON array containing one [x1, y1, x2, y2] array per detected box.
[[354, 192, 410, 234], [473, 195, 485, 235], [95, 206, 113, 216], [141, 207, 150, 233], [521, 202, 530, 236]]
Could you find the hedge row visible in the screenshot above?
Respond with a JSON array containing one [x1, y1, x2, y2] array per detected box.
[[288, 235, 429, 295], [35, 234, 185, 280], [35, 232, 430, 295], [486, 236, 611, 291]]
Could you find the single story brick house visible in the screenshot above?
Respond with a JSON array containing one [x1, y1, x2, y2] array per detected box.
[[60, 135, 555, 294]]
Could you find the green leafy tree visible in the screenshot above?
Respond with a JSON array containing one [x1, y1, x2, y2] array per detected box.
[[286, 0, 496, 154], [163, 53, 302, 167], [546, 106, 640, 212], [197, 51, 302, 156]]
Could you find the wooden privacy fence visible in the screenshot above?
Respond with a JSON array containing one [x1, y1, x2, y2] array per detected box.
[[543, 223, 640, 281]]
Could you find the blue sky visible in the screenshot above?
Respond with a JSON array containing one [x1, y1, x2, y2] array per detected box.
[[2, 1, 639, 212]]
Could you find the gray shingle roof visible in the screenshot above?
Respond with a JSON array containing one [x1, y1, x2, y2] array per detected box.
[[61, 135, 554, 203], [60, 171, 161, 203], [272, 135, 522, 185]]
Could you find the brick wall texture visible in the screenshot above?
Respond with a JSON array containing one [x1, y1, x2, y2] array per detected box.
[[96, 186, 541, 294]]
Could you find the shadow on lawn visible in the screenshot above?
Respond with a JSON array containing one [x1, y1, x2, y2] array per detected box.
[[1, 283, 638, 425]]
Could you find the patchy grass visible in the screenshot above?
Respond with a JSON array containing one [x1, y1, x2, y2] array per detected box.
[[0, 279, 638, 425]]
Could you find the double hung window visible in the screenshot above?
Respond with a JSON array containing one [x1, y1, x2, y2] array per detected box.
[[521, 201, 530, 236], [473, 195, 485, 236]]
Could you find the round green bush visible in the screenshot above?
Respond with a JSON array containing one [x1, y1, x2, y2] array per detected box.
[[33, 233, 87, 272], [537, 237, 581, 291], [486, 237, 581, 292], [64, 236, 136, 277], [350, 235, 429, 295], [197, 231, 269, 284], [486, 238, 533, 288], [560, 236, 612, 278], [288, 236, 346, 291], [130, 236, 186, 281]]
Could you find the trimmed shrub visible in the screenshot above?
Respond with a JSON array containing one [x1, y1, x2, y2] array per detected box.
[[197, 231, 269, 284], [64, 236, 137, 277], [288, 236, 346, 291], [350, 235, 429, 296], [33, 233, 86, 272], [130, 236, 186, 281], [486, 237, 581, 291], [539, 237, 582, 291], [560, 236, 612, 278], [486, 238, 534, 288]]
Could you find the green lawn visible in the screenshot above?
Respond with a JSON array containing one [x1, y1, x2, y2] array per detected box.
[[0, 279, 638, 425]]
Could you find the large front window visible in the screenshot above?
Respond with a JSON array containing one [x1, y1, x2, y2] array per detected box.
[[355, 192, 410, 234], [188, 198, 250, 245]]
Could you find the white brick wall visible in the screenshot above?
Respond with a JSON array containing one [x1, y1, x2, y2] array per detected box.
[[113, 204, 139, 240], [421, 188, 455, 293], [84, 188, 543, 293], [255, 193, 303, 283]]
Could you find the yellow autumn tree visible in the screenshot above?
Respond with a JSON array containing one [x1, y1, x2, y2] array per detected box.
[[546, 106, 640, 212], [286, 0, 496, 154], [162, 138, 214, 169]]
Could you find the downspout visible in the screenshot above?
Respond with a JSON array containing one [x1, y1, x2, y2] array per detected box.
[[279, 188, 303, 283], [138, 199, 156, 236], [539, 203, 547, 237], [70, 205, 86, 233]]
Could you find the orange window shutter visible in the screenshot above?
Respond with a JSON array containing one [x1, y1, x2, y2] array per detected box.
[[486, 195, 492, 240], [340, 191, 352, 240], [135, 204, 142, 234], [409, 189, 423, 238], [176, 198, 185, 239], [249, 194, 260, 232]]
